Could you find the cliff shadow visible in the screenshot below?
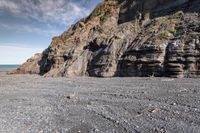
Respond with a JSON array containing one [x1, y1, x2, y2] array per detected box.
[[38, 49, 53, 75], [118, 0, 200, 24]]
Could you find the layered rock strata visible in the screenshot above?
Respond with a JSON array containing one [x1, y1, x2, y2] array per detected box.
[[11, 0, 200, 78]]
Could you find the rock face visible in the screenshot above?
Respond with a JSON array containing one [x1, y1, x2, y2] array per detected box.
[[11, 0, 200, 78]]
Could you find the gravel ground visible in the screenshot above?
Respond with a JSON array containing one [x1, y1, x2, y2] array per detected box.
[[0, 72, 200, 133]]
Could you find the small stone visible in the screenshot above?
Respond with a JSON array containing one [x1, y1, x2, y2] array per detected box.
[[66, 94, 75, 99], [171, 102, 177, 106], [116, 120, 119, 124], [94, 128, 99, 132], [66, 96, 71, 99], [193, 89, 197, 93]]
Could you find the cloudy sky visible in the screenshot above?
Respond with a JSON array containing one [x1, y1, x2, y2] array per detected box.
[[0, 0, 102, 64]]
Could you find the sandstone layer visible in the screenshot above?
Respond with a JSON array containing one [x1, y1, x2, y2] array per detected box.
[[11, 0, 200, 78]]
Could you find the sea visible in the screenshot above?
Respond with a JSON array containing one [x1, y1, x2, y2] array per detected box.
[[0, 65, 20, 72]]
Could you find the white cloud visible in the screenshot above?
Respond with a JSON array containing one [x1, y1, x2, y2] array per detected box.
[[0, 0, 93, 25], [0, 45, 43, 64], [0, 0, 20, 13], [0, 0, 102, 64], [0, 22, 62, 37], [0, 0, 100, 37]]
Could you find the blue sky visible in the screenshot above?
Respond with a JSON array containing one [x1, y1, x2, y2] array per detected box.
[[0, 0, 102, 64]]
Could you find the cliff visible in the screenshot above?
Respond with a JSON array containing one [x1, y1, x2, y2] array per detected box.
[[11, 0, 200, 78]]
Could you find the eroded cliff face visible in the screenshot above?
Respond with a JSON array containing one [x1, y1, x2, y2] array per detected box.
[[10, 0, 200, 78]]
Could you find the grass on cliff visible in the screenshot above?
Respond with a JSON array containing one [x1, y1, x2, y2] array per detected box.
[[168, 28, 176, 34], [87, 1, 118, 23], [155, 11, 183, 41], [158, 31, 170, 41], [51, 36, 63, 48], [189, 32, 200, 38], [173, 11, 184, 19]]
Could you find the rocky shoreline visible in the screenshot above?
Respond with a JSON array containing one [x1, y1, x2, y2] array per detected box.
[[0, 73, 200, 132]]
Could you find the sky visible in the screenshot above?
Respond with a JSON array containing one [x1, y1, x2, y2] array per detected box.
[[0, 0, 102, 64]]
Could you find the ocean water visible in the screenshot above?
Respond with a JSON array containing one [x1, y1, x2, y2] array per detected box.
[[0, 65, 20, 72]]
